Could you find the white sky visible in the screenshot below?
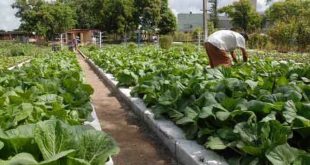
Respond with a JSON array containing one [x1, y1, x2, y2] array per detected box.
[[0, 0, 281, 31]]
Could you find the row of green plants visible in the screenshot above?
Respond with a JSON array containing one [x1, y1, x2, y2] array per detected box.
[[83, 45, 310, 165], [0, 41, 51, 69], [0, 51, 118, 164]]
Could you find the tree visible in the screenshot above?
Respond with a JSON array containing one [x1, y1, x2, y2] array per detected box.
[[100, 0, 135, 35], [133, 0, 161, 30], [266, 0, 310, 51], [66, 0, 102, 29], [208, 0, 218, 28], [12, 0, 76, 39], [158, 0, 176, 34], [218, 0, 261, 32]]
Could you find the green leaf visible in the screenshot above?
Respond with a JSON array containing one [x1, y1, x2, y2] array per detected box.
[[234, 122, 258, 143], [293, 153, 310, 165], [277, 76, 289, 86], [0, 153, 38, 165], [0, 141, 3, 150], [199, 106, 214, 119], [245, 80, 258, 90], [34, 120, 76, 160], [266, 143, 302, 165], [73, 129, 119, 165], [14, 103, 34, 123], [283, 101, 297, 123], [206, 68, 224, 79], [176, 107, 197, 125], [247, 100, 272, 114], [205, 136, 227, 150], [176, 117, 195, 125], [39, 150, 76, 165], [260, 111, 276, 122], [215, 111, 230, 121], [0, 124, 38, 159], [241, 145, 262, 156], [66, 157, 90, 165]]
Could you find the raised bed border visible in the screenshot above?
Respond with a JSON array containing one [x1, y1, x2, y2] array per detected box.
[[78, 49, 228, 165], [8, 59, 32, 70]]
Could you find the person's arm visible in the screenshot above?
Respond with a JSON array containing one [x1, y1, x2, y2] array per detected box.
[[230, 51, 238, 63], [241, 48, 248, 62]]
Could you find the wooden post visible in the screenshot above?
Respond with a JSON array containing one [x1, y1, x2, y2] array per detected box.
[[99, 32, 102, 48]]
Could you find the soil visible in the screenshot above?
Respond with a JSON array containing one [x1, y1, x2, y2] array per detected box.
[[77, 55, 177, 165]]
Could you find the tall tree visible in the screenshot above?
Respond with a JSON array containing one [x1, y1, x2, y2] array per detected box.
[[218, 0, 261, 32], [133, 0, 161, 31], [208, 0, 218, 28], [266, 0, 310, 51], [67, 0, 102, 29], [100, 0, 135, 35], [12, 0, 76, 39], [158, 0, 176, 34]]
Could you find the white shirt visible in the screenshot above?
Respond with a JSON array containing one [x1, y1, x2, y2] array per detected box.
[[205, 30, 246, 52]]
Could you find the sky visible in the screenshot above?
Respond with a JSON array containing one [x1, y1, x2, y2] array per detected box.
[[0, 0, 281, 31]]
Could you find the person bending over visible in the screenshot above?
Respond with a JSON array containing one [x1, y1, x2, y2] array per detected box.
[[204, 30, 249, 68]]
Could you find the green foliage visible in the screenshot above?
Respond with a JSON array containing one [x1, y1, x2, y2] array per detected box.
[[84, 45, 310, 164], [127, 42, 138, 49], [266, 0, 310, 51], [0, 119, 119, 164], [12, 1, 76, 40], [218, 0, 261, 32], [88, 45, 98, 52], [10, 47, 25, 56], [159, 35, 173, 49], [173, 32, 192, 42], [134, 0, 161, 30], [268, 21, 296, 52], [65, 0, 102, 29], [158, 9, 177, 35], [248, 33, 269, 49], [158, 0, 176, 35], [0, 42, 50, 69], [0, 48, 119, 163]]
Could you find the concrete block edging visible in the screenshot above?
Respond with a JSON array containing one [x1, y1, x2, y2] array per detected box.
[[78, 49, 228, 165]]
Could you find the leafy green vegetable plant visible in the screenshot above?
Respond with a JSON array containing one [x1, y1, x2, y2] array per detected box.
[[84, 45, 310, 164]]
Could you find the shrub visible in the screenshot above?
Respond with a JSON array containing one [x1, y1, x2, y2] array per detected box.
[[88, 45, 98, 51], [127, 42, 137, 49], [160, 35, 173, 49], [268, 21, 296, 52], [10, 47, 25, 56], [173, 32, 193, 42], [296, 22, 310, 51], [248, 33, 269, 49]]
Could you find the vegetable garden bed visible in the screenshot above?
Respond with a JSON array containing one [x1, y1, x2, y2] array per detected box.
[[82, 45, 310, 165], [0, 41, 50, 69], [0, 51, 119, 164]]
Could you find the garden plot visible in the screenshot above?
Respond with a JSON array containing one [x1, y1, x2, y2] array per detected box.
[[0, 42, 51, 69], [0, 51, 118, 164], [82, 45, 310, 165]]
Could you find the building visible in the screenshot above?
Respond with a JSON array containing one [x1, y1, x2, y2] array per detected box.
[[177, 0, 258, 32], [65, 29, 100, 45], [177, 13, 232, 32], [0, 31, 38, 43]]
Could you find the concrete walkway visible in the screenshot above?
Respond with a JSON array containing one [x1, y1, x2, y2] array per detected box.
[[77, 55, 176, 165]]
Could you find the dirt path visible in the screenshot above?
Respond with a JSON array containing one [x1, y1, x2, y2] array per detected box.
[[77, 55, 176, 165]]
